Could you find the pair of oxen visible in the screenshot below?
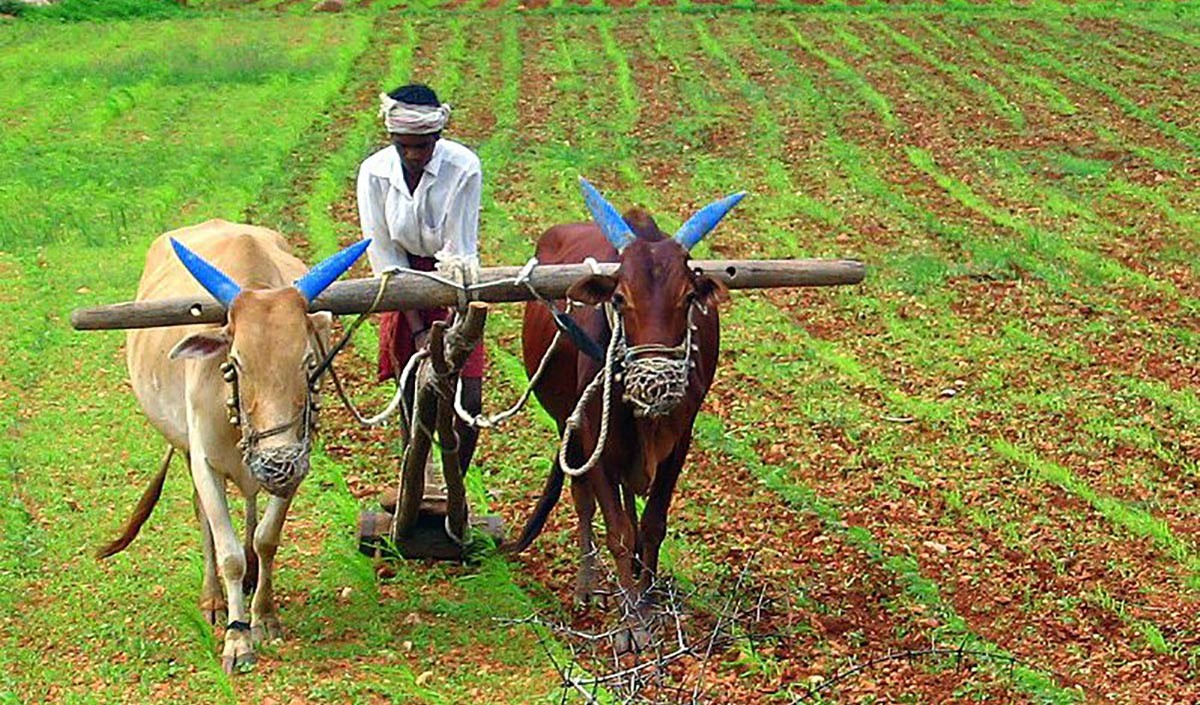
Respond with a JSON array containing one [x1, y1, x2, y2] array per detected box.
[[102, 180, 743, 672]]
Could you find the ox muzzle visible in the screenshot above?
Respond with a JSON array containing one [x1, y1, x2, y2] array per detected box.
[[246, 441, 311, 498], [222, 359, 320, 498], [614, 302, 701, 418]]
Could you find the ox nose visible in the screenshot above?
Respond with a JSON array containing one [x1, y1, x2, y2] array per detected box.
[[247, 443, 311, 498]]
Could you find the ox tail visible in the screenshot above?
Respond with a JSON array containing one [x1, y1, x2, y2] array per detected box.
[[502, 461, 564, 555], [96, 446, 174, 559]]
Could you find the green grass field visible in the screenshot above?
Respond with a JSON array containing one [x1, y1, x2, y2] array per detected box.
[[1, 1, 1197, 703]]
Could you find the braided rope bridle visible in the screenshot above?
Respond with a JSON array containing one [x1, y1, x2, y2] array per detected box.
[[219, 323, 325, 498]]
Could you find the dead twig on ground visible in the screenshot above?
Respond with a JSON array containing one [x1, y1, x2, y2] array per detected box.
[[501, 552, 776, 704]]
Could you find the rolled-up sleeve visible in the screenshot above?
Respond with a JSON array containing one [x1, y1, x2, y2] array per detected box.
[[357, 166, 408, 273]]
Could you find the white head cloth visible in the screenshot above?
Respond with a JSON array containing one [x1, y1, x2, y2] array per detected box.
[[379, 93, 451, 135]]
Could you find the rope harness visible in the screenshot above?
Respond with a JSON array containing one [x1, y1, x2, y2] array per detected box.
[[618, 302, 702, 419], [556, 297, 702, 477], [315, 272, 411, 428], [312, 257, 703, 484]]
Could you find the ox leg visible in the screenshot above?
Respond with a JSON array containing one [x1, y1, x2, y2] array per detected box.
[[623, 484, 644, 581], [251, 493, 291, 644], [569, 474, 601, 607], [189, 449, 254, 673], [638, 435, 689, 599], [243, 494, 259, 597], [194, 488, 226, 625], [594, 477, 650, 653]]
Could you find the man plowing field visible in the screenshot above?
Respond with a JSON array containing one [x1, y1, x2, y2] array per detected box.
[[73, 184, 860, 668], [356, 82, 485, 485]]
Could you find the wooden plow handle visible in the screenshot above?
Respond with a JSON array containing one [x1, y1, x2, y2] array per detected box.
[[391, 303, 489, 544]]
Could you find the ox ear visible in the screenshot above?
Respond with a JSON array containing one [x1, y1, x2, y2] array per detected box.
[[294, 239, 372, 304], [169, 330, 231, 360], [674, 192, 746, 251], [307, 311, 333, 338], [579, 177, 635, 252], [694, 273, 730, 307], [566, 274, 618, 306]]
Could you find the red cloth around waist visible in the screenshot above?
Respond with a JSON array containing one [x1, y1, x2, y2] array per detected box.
[[377, 255, 486, 382]]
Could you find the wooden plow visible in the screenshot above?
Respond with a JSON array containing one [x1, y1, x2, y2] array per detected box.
[[73, 258, 864, 560]]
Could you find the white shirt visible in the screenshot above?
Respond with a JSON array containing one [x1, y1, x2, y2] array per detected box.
[[356, 139, 482, 274]]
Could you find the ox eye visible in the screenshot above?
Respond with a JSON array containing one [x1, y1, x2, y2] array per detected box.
[[611, 292, 626, 308]]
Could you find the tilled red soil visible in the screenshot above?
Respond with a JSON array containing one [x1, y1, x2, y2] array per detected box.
[[304, 7, 1199, 703], [631, 15, 1196, 701]]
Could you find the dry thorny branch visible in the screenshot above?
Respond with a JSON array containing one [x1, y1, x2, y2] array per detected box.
[[501, 551, 777, 704], [502, 551, 1075, 704]]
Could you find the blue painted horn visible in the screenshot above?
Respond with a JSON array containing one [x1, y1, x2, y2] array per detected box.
[[171, 237, 371, 307], [673, 192, 746, 251], [294, 239, 372, 303], [170, 238, 242, 307], [579, 177, 635, 252]]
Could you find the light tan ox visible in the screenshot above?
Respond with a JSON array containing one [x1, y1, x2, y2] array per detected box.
[[98, 219, 369, 673]]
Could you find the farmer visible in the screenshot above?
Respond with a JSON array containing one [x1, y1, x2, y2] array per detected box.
[[356, 83, 485, 479]]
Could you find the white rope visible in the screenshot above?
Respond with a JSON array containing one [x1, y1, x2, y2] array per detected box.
[[444, 515, 465, 547], [435, 252, 479, 311], [514, 256, 539, 286], [367, 257, 614, 439], [364, 260, 542, 431], [383, 265, 471, 292], [553, 294, 701, 474], [557, 306, 621, 477], [318, 271, 414, 429], [451, 256, 577, 430], [383, 259, 549, 301], [331, 345, 427, 429], [395, 348, 429, 436], [454, 324, 564, 429], [347, 380, 406, 427]]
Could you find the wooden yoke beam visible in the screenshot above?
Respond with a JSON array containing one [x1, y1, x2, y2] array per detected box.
[[70, 259, 865, 331]]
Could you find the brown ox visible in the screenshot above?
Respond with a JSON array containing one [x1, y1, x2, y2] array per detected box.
[[98, 219, 368, 673], [509, 180, 742, 646]]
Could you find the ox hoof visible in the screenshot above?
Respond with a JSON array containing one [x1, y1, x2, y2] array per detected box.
[[573, 569, 605, 609], [222, 626, 256, 674], [613, 625, 653, 655], [252, 617, 284, 645], [573, 586, 608, 610], [221, 650, 256, 675]]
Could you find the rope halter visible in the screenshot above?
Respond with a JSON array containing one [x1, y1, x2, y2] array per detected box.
[[220, 341, 322, 498]]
